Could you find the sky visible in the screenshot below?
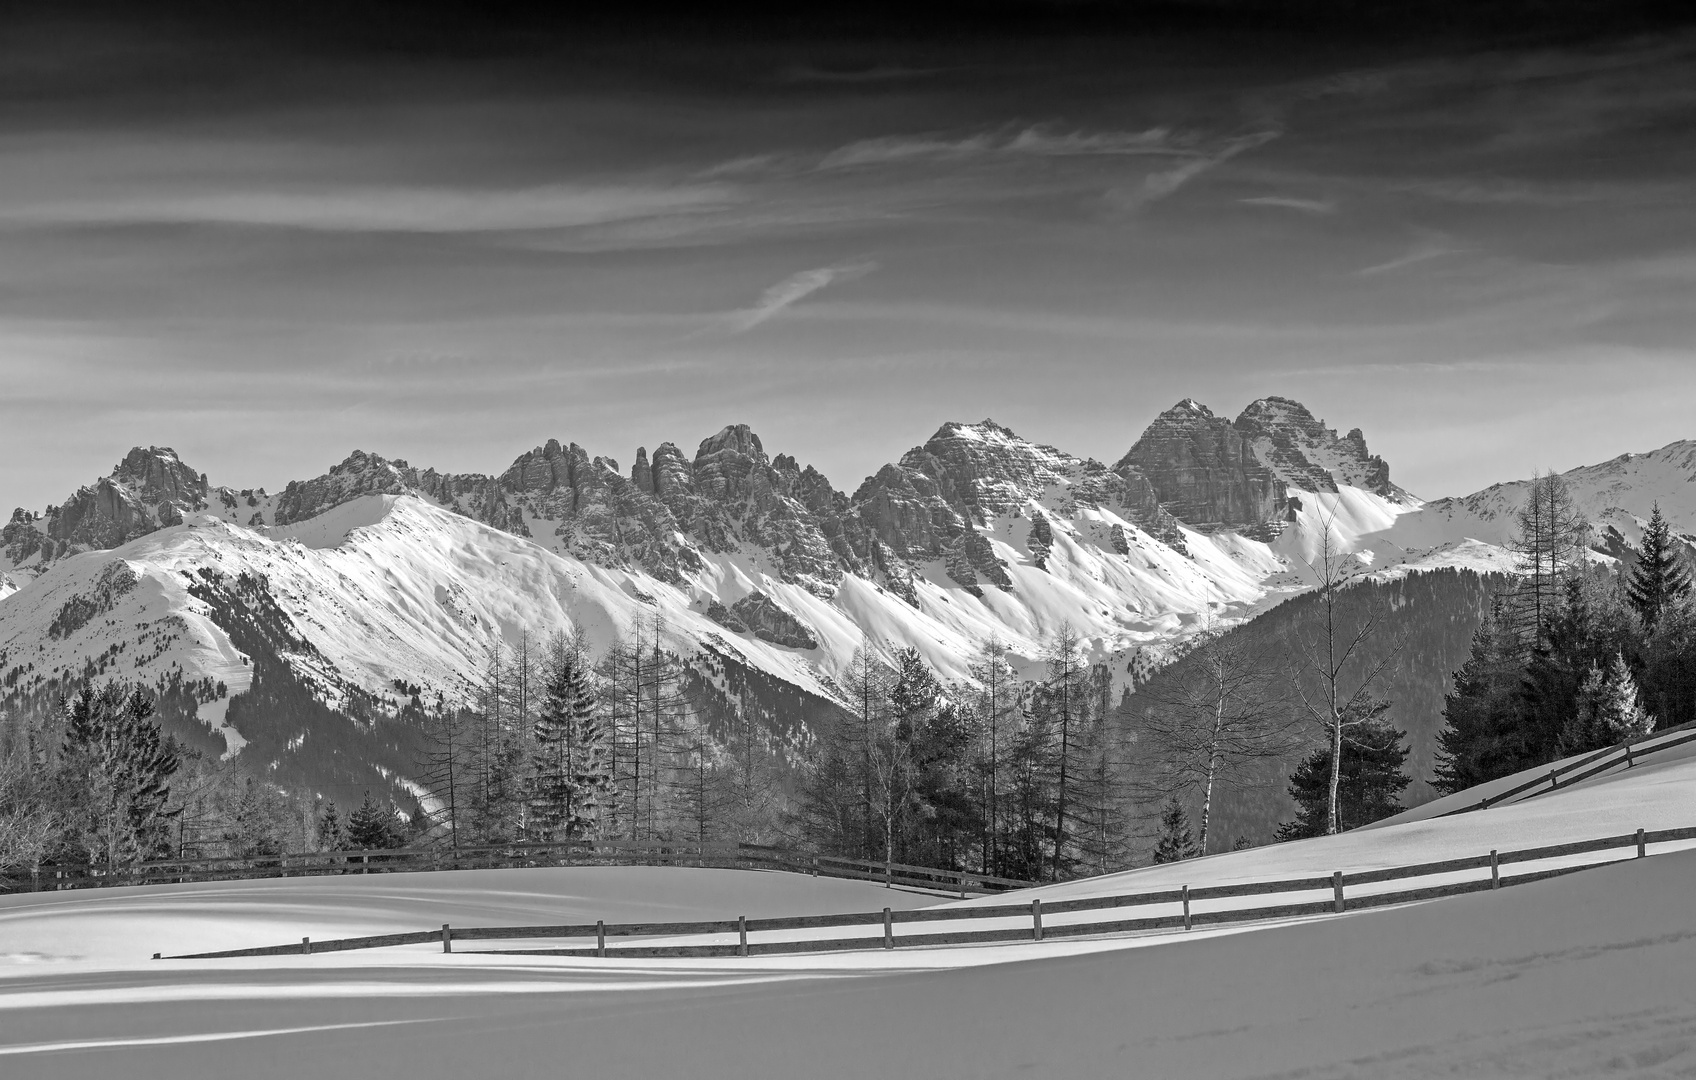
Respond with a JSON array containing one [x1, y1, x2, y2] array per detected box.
[[3, 3, 1695, 512]]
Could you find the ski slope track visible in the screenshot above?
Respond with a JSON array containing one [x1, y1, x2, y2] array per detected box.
[[6, 731, 1696, 1078]]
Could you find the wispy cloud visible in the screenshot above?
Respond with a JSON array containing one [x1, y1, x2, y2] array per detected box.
[[816, 125, 1179, 170], [1358, 241, 1458, 276], [1, 183, 734, 234], [728, 262, 876, 332], [1106, 131, 1279, 211], [1240, 195, 1336, 214]]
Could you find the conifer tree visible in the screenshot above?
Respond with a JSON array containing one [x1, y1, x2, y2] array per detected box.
[[530, 633, 612, 841], [60, 683, 180, 868], [315, 798, 345, 851], [1152, 796, 1198, 863], [1277, 706, 1410, 840], [346, 790, 407, 849], [1432, 599, 1532, 793], [1627, 503, 1692, 633]]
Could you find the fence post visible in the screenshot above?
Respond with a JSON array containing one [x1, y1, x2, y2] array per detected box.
[[885, 861, 892, 888], [597, 920, 606, 957], [1333, 871, 1345, 913], [302, 937, 311, 955], [1032, 898, 1043, 941], [884, 907, 894, 950], [1627, 744, 1634, 768], [1181, 886, 1191, 931], [1490, 849, 1499, 889], [1549, 769, 1559, 791], [442, 924, 452, 954], [738, 915, 748, 957], [1637, 828, 1647, 858]]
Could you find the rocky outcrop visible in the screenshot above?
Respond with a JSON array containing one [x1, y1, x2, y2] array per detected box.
[[39, 447, 210, 554], [1232, 396, 1404, 498], [273, 450, 414, 525], [1117, 400, 1286, 531], [728, 591, 820, 649]]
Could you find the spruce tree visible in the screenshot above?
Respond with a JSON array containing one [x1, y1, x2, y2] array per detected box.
[[1627, 503, 1692, 633], [1152, 796, 1198, 863], [530, 633, 610, 841], [1432, 600, 1531, 793], [60, 683, 180, 868], [315, 799, 346, 851], [346, 791, 406, 849]]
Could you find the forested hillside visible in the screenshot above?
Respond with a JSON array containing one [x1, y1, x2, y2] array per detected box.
[[1122, 568, 1511, 848]]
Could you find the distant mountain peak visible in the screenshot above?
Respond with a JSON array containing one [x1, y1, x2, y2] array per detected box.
[[1232, 397, 1407, 501]]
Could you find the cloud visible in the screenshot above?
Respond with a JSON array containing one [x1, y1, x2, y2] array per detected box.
[[1240, 195, 1336, 214], [1105, 131, 1279, 211], [728, 262, 877, 333], [0, 183, 734, 234], [816, 125, 1179, 170], [1358, 243, 1457, 276]]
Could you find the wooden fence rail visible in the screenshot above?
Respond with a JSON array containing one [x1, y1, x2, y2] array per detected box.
[[6, 840, 1038, 898], [159, 823, 1696, 962]]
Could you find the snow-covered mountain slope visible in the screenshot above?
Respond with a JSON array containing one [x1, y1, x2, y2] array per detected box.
[[2, 400, 1687, 803], [1366, 438, 1696, 558]]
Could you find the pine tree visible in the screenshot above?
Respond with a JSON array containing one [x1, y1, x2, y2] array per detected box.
[[1627, 503, 1692, 633], [346, 790, 407, 850], [315, 798, 345, 851], [530, 633, 612, 841], [1152, 796, 1198, 863], [59, 683, 180, 868], [1431, 596, 1531, 793], [1277, 708, 1410, 840], [1595, 652, 1654, 740]]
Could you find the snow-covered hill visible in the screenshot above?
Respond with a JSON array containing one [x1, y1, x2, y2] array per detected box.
[[7, 716, 1696, 1079]]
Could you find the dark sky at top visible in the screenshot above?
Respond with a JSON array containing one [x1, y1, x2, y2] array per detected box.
[[3, 1, 1694, 509]]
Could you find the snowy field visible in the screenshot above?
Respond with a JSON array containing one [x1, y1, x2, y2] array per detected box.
[[6, 748, 1696, 1078]]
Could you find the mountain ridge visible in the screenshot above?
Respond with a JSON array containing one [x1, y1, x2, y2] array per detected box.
[[3, 397, 1689, 807]]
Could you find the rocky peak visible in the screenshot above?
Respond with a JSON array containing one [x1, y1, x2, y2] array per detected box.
[[1117, 399, 1286, 532], [1232, 396, 1404, 498], [274, 450, 418, 525], [691, 424, 769, 504], [112, 446, 208, 507]]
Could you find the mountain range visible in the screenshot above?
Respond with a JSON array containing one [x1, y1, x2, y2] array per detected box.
[[3, 396, 1693, 804]]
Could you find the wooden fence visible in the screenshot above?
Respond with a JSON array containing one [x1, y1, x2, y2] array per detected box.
[[9, 840, 1036, 898], [160, 823, 1696, 961], [1439, 718, 1696, 816]]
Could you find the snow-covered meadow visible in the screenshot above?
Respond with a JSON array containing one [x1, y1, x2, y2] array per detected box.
[[6, 737, 1696, 1078]]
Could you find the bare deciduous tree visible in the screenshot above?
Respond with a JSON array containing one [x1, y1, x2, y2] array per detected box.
[[1138, 613, 1298, 853]]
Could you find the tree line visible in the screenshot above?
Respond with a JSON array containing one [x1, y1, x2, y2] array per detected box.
[[1433, 479, 1694, 791]]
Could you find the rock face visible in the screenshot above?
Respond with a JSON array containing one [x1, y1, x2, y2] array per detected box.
[[3, 448, 211, 562], [1117, 400, 1287, 531], [728, 591, 820, 650], [1233, 396, 1405, 499]]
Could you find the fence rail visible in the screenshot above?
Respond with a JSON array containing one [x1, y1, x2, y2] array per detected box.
[[160, 823, 1696, 962], [1440, 719, 1696, 816], [6, 840, 1037, 898]]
